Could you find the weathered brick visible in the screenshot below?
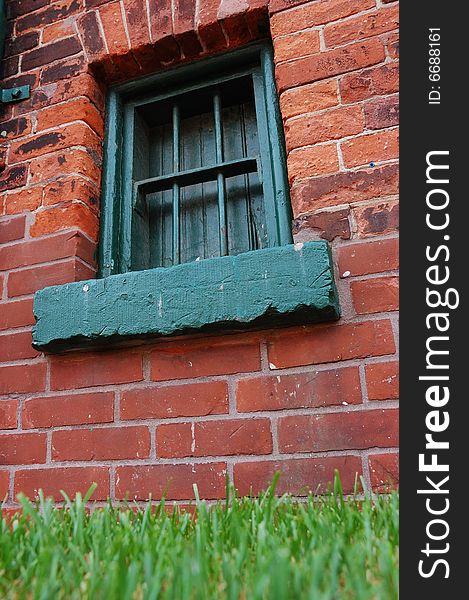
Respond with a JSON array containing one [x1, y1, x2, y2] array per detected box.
[[270, 0, 375, 36], [234, 456, 362, 495], [274, 29, 321, 63], [40, 55, 86, 85], [237, 367, 362, 412], [0, 165, 28, 194], [14, 466, 110, 500], [278, 408, 399, 453], [365, 361, 399, 401], [156, 419, 272, 459], [351, 276, 399, 314], [21, 36, 82, 71], [5, 31, 40, 57], [76, 11, 107, 61], [7, 0, 50, 19], [341, 129, 398, 168], [364, 95, 399, 130], [324, 5, 399, 48], [293, 207, 351, 240], [0, 299, 34, 330], [352, 200, 399, 237], [150, 339, 261, 381], [29, 150, 101, 186], [7, 259, 94, 297], [98, 1, 130, 55], [338, 238, 399, 276], [0, 215, 26, 244], [121, 381, 229, 420], [267, 320, 396, 369], [173, 0, 203, 58], [122, 0, 152, 48], [43, 177, 100, 210], [0, 433, 47, 465], [115, 463, 227, 500], [340, 63, 398, 103], [0, 363, 47, 395], [30, 203, 99, 240], [276, 38, 385, 91], [285, 105, 363, 150], [16, 0, 82, 34], [0, 331, 39, 362], [0, 231, 95, 271], [23, 391, 114, 429], [51, 350, 143, 390], [42, 19, 76, 44], [287, 144, 339, 182], [5, 187, 43, 214], [36, 98, 104, 137], [280, 80, 339, 121], [369, 453, 399, 491], [0, 400, 18, 430], [52, 426, 150, 461]]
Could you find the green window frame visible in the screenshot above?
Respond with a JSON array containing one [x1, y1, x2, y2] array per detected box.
[[99, 43, 292, 277]]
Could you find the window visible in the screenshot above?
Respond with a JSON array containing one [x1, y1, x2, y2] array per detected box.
[[99, 44, 292, 276]]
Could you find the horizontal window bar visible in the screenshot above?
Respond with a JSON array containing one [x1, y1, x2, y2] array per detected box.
[[135, 157, 259, 196]]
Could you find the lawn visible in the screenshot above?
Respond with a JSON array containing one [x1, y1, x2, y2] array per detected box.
[[0, 475, 398, 599]]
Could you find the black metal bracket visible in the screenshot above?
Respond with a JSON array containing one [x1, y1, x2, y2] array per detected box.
[[0, 85, 30, 105]]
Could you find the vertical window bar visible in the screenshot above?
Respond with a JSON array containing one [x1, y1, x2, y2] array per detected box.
[[213, 92, 228, 256], [172, 104, 181, 265]]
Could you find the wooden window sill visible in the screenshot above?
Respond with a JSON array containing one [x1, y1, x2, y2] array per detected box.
[[32, 241, 340, 352]]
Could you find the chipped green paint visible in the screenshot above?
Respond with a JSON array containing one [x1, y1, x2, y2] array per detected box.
[[32, 242, 340, 352]]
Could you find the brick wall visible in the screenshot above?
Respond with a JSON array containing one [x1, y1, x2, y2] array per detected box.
[[0, 0, 399, 507]]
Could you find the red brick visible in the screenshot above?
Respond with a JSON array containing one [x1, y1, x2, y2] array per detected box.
[[338, 238, 399, 276], [29, 150, 101, 187], [16, 0, 83, 35], [369, 453, 399, 492], [352, 200, 399, 237], [341, 128, 398, 168], [9, 123, 101, 164], [43, 177, 100, 211], [274, 29, 321, 63], [14, 466, 110, 501], [22, 36, 82, 71], [198, 1, 227, 52], [365, 361, 399, 401], [267, 320, 396, 369], [0, 165, 29, 194], [340, 63, 398, 104], [51, 350, 143, 390], [52, 426, 150, 461], [150, 339, 261, 381], [115, 463, 227, 500], [0, 433, 46, 465], [42, 19, 75, 44], [351, 276, 399, 314], [270, 0, 375, 36], [157, 418, 273, 458], [287, 144, 339, 182], [5, 31, 39, 57], [173, 0, 202, 58], [0, 471, 8, 500], [0, 400, 18, 430], [324, 5, 399, 48], [8, 0, 50, 19], [293, 207, 351, 241], [0, 231, 95, 271], [237, 367, 362, 412], [76, 11, 106, 61], [121, 381, 229, 420], [7, 259, 95, 297], [234, 455, 362, 495], [0, 215, 26, 244], [123, 0, 151, 48], [5, 187, 43, 214], [98, 1, 130, 55], [23, 391, 114, 429], [276, 38, 385, 92], [36, 98, 104, 137], [285, 105, 363, 150], [0, 363, 47, 394], [0, 116, 31, 139], [278, 408, 399, 453], [0, 331, 39, 361], [30, 203, 99, 240], [280, 80, 339, 121], [384, 31, 399, 59], [364, 95, 399, 130]]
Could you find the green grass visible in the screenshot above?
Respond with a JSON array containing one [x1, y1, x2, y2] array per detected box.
[[0, 475, 398, 599]]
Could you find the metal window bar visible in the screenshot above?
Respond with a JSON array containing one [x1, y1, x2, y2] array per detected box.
[[172, 104, 181, 265], [213, 91, 228, 256]]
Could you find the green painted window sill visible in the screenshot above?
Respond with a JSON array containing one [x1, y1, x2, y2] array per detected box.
[[32, 242, 340, 352]]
